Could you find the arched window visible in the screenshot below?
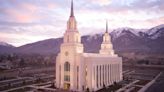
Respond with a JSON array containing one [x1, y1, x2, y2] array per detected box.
[[64, 62, 70, 71]]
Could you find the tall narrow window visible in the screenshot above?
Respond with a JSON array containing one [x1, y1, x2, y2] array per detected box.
[[64, 75, 70, 81], [64, 62, 70, 71], [64, 62, 70, 82]]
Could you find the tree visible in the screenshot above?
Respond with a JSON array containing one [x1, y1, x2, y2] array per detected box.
[[19, 58, 25, 67]]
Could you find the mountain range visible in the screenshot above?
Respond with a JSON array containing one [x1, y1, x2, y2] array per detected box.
[[0, 24, 164, 55]]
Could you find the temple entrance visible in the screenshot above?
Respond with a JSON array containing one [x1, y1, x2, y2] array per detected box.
[[64, 83, 70, 90]]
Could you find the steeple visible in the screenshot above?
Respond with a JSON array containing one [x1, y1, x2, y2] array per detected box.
[[103, 20, 110, 43], [106, 20, 108, 33], [70, 0, 74, 17], [64, 0, 82, 44], [67, 0, 77, 31], [99, 21, 115, 55]]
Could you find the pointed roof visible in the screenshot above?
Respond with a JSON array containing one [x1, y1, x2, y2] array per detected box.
[[106, 20, 108, 33], [70, 0, 74, 17]]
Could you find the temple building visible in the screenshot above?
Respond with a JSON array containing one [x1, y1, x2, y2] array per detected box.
[[55, 0, 122, 91]]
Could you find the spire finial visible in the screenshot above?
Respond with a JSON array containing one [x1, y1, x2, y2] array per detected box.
[[70, 0, 74, 17], [106, 20, 108, 33]]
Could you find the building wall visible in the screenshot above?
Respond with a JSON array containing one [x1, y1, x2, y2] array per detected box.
[[55, 1, 123, 91], [56, 52, 122, 92], [83, 55, 122, 91]]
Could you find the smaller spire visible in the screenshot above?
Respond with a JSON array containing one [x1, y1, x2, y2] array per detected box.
[[70, 0, 74, 17], [106, 20, 108, 33]]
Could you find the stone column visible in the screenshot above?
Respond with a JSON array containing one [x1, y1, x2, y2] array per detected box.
[[98, 65, 99, 89], [87, 62, 92, 91], [60, 63, 64, 88], [117, 64, 120, 81], [70, 64, 74, 90], [78, 59, 85, 92], [114, 64, 116, 82], [103, 65, 105, 86], [92, 66, 96, 91], [94, 66, 96, 90], [109, 64, 111, 85], [106, 65, 107, 86], [111, 64, 113, 84], [108, 64, 109, 85], [105, 65, 106, 86], [95, 65, 97, 90], [120, 62, 123, 81], [113, 64, 115, 82], [116, 64, 117, 82], [101, 65, 103, 88]]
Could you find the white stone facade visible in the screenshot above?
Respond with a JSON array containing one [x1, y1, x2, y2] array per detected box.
[[55, 1, 122, 92]]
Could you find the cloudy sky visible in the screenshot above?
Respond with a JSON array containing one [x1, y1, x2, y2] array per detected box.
[[0, 0, 164, 46]]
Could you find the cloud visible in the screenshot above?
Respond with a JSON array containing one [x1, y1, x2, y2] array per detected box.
[[0, 0, 164, 46], [0, 24, 64, 47], [47, 3, 58, 9], [0, 21, 38, 27], [0, 32, 50, 46], [20, 2, 38, 12], [146, 16, 164, 26], [9, 10, 37, 23], [89, 0, 112, 6]]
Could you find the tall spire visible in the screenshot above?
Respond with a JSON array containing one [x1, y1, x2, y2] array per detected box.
[[70, 0, 74, 17], [67, 0, 77, 30], [106, 20, 108, 33]]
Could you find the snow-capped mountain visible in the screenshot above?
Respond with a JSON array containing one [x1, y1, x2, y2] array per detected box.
[[110, 24, 164, 54], [0, 42, 15, 54], [0, 42, 14, 47], [14, 23, 164, 54], [0, 24, 164, 54], [111, 27, 144, 40], [146, 24, 164, 39], [86, 33, 103, 42], [147, 24, 164, 35], [111, 24, 164, 40]]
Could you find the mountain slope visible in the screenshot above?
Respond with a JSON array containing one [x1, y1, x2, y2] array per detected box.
[[16, 38, 63, 54], [147, 24, 164, 39], [0, 24, 164, 54], [0, 42, 15, 54]]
